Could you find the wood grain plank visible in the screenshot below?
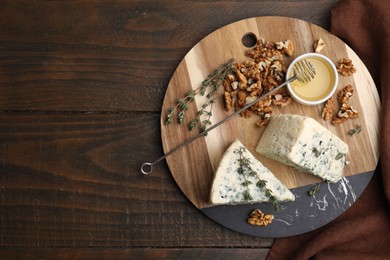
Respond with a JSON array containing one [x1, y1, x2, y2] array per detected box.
[[0, 248, 270, 260], [0, 112, 273, 247], [0, 0, 339, 112], [0, 0, 343, 250]]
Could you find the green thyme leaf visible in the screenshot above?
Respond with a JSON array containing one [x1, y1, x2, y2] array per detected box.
[[200, 85, 207, 96], [243, 190, 253, 201], [177, 111, 185, 124], [335, 153, 345, 160], [265, 189, 273, 198], [188, 118, 199, 131], [177, 99, 188, 110], [308, 183, 320, 196], [348, 125, 362, 136], [267, 195, 280, 212], [256, 180, 267, 188], [242, 180, 253, 186], [272, 199, 281, 212], [165, 115, 172, 125], [186, 90, 196, 101], [202, 120, 212, 126], [248, 170, 257, 177], [200, 124, 207, 132], [165, 107, 175, 125]]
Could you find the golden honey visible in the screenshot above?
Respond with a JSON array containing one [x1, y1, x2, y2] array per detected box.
[[290, 57, 335, 101]]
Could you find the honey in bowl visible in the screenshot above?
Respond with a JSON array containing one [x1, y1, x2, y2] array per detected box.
[[287, 53, 338, 106]]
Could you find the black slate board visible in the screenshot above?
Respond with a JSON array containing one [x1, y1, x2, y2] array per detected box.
[[201, 171, 374, 237]]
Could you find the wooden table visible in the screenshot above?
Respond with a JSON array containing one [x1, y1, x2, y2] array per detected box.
[[0, 1, 341, 259]]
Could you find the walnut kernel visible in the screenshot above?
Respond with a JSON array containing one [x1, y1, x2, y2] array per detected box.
[[223, 91, 234, 111], [337, 85, 354, 104], [313, 38, 325, 53], [247, 209, 274, 227], [222, 38, 293, 127], [276, 40, 294, 56], [331, 103, 360, 125], [336, 58, 357, 76], [322, 97, 336, 120]]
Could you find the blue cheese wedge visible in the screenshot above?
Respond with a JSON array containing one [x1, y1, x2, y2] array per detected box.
[[256, 114, 348, 183], [210, 139, 295, 205]]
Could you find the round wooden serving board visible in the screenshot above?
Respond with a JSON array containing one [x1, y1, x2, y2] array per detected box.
[[160, 17, 380, 236]]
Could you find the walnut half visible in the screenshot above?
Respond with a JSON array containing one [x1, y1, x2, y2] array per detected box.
[[313, 38, 325, 53], [247, 209, 274, 227], [322, 97, 336, 120], [331, 103, 360, 126], [337, 85, 354, 104], [223, 91, 234, 111], [275, 39, 294, 57], [337, 58, 357, 76]]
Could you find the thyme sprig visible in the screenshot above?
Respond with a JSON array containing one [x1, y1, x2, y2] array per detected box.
[[308, 183, 320, 196], [347, 124, 362, 136], [165, 58, 236, 133], [236, 147, 281, 211]]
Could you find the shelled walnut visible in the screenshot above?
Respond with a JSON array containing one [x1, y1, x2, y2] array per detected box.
[[275, 39, 294, 56], [337, 85, 354, 104], [223, 37, 293, 127], [332, 103, 360, 126], [252, 96, 273, 127], [336, 58, 357, 76], [313, 38, 325, 53], [247, 209, 274, 226], [323, 85, 360, 126], [223, 91, 234, 111], [272, 92, 292, 107], [321, 97, 336, 120]]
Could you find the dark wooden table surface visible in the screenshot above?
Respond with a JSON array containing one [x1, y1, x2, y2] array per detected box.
[[0, 1, 340, 259]]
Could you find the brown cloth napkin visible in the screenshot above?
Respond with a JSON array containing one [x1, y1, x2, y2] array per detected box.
[[267, 0, 390, 259]]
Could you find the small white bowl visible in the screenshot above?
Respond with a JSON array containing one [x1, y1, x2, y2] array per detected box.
[[286, 53, 338, 106]]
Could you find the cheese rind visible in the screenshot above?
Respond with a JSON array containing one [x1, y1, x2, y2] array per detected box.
[[210, 139, 295, 205], [256, 114, 348, 183]]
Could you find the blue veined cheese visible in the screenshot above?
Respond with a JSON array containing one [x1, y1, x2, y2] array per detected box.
[[256, 114, 348, 183], [210, 139, 295, 205]]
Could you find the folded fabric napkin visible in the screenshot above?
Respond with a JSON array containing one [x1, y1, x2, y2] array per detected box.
[[267, 0, 390, 258]]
